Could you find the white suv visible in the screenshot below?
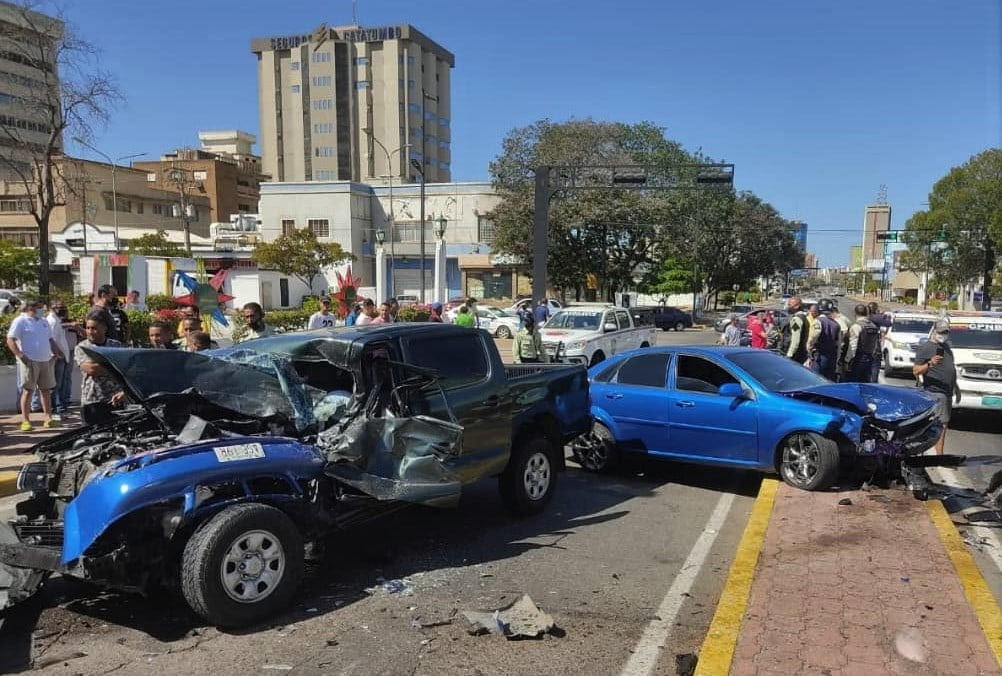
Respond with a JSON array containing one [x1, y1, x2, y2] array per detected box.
[[883, 311, 938, 377]]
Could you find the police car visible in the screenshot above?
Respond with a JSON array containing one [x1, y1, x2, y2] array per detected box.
[[882, 311, 939, 377], [946, 312, 1002, 410]]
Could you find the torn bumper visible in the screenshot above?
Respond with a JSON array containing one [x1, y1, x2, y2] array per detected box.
[[0, 521, 58, 612]]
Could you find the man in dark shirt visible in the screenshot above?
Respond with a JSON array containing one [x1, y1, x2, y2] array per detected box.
[[913, 319, 960, 455]]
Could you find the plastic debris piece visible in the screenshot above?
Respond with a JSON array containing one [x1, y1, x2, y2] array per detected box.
[[381, 578, 414, 595], [838, 498, 853, 506], [901, 577, 910, 583], [868, 494, 893, 503], [462, 595, 558, 640], [894, 627, 927, 663], [676, 653, 698, 676]]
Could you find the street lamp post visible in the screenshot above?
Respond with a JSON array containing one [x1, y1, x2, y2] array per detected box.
[[433, 215, 448, 303], [409, 158, 427, 303], [73, 137, 145, 252], [363, 130, 410, 298]]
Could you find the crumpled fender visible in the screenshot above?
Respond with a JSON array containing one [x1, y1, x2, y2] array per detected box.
[[0, 521, 49, 612], [61, 437, 324, 565]]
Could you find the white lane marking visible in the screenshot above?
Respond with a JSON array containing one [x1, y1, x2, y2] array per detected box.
[[620, 491, 736, 676], [928, 466, 1002, 577]]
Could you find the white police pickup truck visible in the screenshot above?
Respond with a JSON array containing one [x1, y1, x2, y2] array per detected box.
[[539, 304, 657, 366], [882, 311, 938, 377], [947, 312, 1002, 411]]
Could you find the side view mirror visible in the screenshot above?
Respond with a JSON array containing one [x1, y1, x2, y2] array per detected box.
[[718, 383, 745, 398], [604, 322, 617, 332]]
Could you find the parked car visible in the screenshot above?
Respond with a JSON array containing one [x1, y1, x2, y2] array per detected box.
[[0, 289, 21, 314], [652, 306, 693, 332], [571, 347, 942, 492], [506, 298, 563, 320], [475, 306, 521, 338], [539, 304, 657, 366], [1, 324, 591, 626], [881, 311, 938, 377], [729, 304, 754, 315]]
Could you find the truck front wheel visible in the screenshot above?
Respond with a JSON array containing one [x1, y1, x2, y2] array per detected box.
[[500, 435, 559, 516], [181, 503, 303, 627]]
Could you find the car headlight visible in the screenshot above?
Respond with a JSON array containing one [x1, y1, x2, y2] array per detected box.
[[566, 340, 587, 351], [16, 462, 50, 493], [891, 340, 907, 349]]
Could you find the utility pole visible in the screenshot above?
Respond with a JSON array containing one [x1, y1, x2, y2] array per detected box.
[[364, 130, 409, 299], [419, 90, 438, 305]]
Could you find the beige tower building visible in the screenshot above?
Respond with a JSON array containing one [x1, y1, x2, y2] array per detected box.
[[861, 203, 891, 269], [251, 24, 453, 184], [0, 1, 63, 178]]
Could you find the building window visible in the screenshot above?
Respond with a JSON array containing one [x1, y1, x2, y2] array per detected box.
[[291, 84, 300, 93], [438, 117, 450, 127], [313, 122, 333, 134], [103, 195, 132, 213], [425, 134, 436, 145], [153, 203, 164, 215], [407, 103, 420, 114], [407, 79, 415, 89], [146, 172, 156, 182], [0, 198, 30, 212], [410, 126, 422, 138], [407, 55, 415, 65], [193, 170, 208, 180], [424, 111, 437, 121], [356, 81, 368, 89], [291, 61, 300, 71], [311, 51, 331, 63], [312, 99, 333, 110], [315, 170, 337, 180], [315, 146, 334, 157], [281, 219, 296, 236], [478, 215, 495, 244], [238, 203, 250, 212], [409, 150, 423, 162], [312, 75, 331, 86], [136, 202, 144, 214], [355, 57, 368, 66], [438, 140, 450, 150], [308, 219, 330, 238], [439, 161, 450, 171]]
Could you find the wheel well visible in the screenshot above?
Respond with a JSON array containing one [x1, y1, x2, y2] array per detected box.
[[640, 342, 650, 348], [515, 414, 565, 470]]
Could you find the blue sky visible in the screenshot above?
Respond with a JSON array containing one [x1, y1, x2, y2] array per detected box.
[[65, 0, 1000, 267]]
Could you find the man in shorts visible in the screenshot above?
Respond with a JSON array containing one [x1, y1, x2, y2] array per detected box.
[[6, 300, 63, 430], [913, 319, 959, 455]]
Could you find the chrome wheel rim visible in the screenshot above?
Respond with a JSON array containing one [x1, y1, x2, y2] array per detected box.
[[573, 430, 608, 470], [498, 326, 511, 338], [220, 529, 286, 603], [781, 435, 820, 486], [523, 452, 551, 500]]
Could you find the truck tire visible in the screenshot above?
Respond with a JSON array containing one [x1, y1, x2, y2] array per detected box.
[[778, 432, 839, 491], [589, 351, 606, 367], [571, 422, 618, 472], [500, 435, 559, 516], [675, 322, 685, 332], [181, 503, 303, 628]]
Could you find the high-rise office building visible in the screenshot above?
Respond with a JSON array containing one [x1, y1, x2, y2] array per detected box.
[[251, 24, 453, 184], [0, 1, 63, 178], [790, 220, 808, 251], [861, 203, 891, 268]]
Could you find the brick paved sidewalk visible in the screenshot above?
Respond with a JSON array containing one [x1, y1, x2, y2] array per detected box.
[[730, 484, 1001, 675]]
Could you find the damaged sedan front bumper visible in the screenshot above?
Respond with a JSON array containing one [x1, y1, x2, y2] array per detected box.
[[0, 520, 59, 612]]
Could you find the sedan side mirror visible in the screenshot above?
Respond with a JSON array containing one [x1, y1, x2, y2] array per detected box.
[[718, 383, 745, 398], [604, 322, 617, 332]]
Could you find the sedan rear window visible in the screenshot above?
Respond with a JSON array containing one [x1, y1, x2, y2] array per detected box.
[[615, 353, 671, 388]]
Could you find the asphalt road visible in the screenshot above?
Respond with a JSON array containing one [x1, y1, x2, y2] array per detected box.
[[1, 329, 998, 675]]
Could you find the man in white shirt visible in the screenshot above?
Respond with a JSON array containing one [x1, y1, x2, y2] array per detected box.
[[355, 299, 376, 326], [6, 300, 63, 431], [308, 298, 337, 330], [46, 302, 72, 415]]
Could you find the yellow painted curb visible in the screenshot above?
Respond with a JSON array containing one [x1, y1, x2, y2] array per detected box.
[[927, 499, 1002, 668], [0, 470, 19, 498], [694, 478, 778, 676]]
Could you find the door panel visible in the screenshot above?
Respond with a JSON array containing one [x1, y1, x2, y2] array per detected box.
[[598, 352, 672, 452]]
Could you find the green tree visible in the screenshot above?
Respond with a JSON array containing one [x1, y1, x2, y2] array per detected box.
[[0, 239, 38, 288], [645, 257, 697, 297], [252, 228, 355, 292], [903, 148, 1001, 309], [127, 230, 187, 257]]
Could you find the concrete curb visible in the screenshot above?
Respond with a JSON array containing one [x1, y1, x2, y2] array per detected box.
[[0, 470, 18, 498]]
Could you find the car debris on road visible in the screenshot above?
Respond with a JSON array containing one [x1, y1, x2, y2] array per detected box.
[[461, 594, 559, 640]]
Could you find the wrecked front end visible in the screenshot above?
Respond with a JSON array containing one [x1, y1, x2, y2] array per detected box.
[[785, 382, 953, 493]]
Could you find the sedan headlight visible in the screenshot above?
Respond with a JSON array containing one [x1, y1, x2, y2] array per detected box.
[[16, 462, 50, 493]]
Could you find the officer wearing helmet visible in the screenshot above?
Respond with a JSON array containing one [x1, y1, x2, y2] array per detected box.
[[808, 298, 842, 380]]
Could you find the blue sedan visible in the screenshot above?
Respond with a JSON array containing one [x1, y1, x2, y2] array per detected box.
[[571, 347, 942, 490]]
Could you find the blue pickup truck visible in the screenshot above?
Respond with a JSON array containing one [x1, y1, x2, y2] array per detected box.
[[0, 324, 590, 627]]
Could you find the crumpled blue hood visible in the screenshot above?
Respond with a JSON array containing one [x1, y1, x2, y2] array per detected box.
[[788, 383, 936, 422]]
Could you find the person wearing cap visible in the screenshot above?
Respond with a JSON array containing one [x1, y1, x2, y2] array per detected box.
[[843, 304, 882, 383], [308, 297, 337, 329], [913, 319, 960, 455], [429, 302, 444, 323]]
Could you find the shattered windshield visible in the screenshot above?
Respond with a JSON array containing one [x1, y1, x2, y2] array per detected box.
[[726, 351, 829, 392], [86, 347, 321, 431]]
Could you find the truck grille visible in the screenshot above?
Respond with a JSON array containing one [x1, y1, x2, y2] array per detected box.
[[958, 364, 1002, 381], [12, 520, 64, 548]]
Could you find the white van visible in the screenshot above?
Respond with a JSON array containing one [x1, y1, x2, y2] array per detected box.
[[883, 311, 939, 377], [946, 312, 1002, 410]]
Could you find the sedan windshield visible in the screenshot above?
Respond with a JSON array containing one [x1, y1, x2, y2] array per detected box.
[[726, 351, 830, 392], [545, 311, 603, 330]]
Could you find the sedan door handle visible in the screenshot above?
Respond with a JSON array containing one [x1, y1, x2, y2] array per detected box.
[[605, 393, 623, 400], [675, 400, 695, 408], [483, 395, 501, 408]]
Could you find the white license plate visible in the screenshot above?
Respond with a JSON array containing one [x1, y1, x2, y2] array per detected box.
[[213, 443, 266, 462]]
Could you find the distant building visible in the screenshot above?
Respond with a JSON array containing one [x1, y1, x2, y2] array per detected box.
[[0, 2, 63, 178], [134, 130, 270, 223], [251, 24, 453, 184], [790, 221, 808, 251], [804, 252, 818, 270], [849, 245, 863, 271], [861, 203, 891, 270]]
